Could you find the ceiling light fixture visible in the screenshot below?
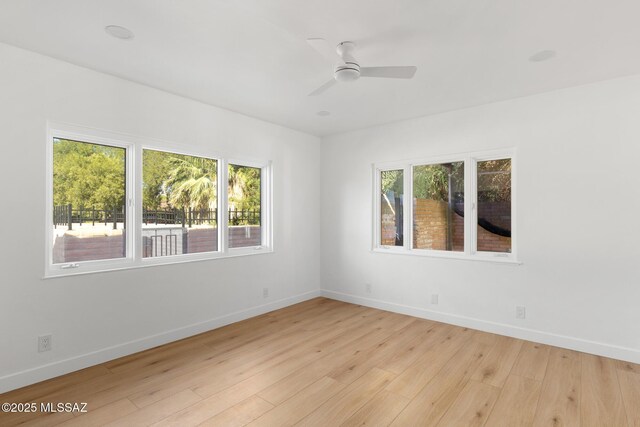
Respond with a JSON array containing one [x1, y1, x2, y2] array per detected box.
[[105, 25, 135, 41], [316, 111, 331, 117], [529, 50, 556, 62]]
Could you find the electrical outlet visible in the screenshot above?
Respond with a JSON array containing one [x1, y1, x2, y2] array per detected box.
[[262, 287, 269, 298], [365, 283, 372, 294], [516, 306, 526, 319], [431, 294, 439, 305], [38, 335, 52, 352]]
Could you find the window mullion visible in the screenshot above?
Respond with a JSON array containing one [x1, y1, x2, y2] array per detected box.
[[373, 166, 381, 248], [261, 163, 272, 249], [405, 165, 412, 252], [467, 157, 477, 256], [219, 158, 229, 254], [132, 144, 141, 263]]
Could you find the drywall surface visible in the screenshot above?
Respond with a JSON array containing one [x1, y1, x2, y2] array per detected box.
[[0, 43, 321, 392], [320, 74, 640, 362]]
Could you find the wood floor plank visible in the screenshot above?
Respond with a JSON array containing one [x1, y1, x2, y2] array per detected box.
[[128, 316, 350, 407], [511, 341, 551, 381], [198, 395, 273, 427], [8, 411, 75, 427], [249, 377, 346, 427], [254, 310, 418, 405], [105, 340, 211, 375], [485, 374, 542, 427], [617, 360, 640, 375], [390, 333, 494, 426], [326, 319, 423, 384], [149, 369, 275, 427], [296, 368, 395, 426], [580, 353, 628, 427], [104, 389, 202, 427], [617, 369, 640, 426], [57, 398, 138, 427], [256, 362, 331, 406], [470, 335, 524, 388], [385, 324, 477, 399], [197, 299, 349, 355], [435, 380, 501, 427], [341, 390, 410, 427], [150, 385, 256, 426], [250, 309, 402, 405], [189, 309, 406, 400], [532, 347, 581, 427], [377, 321, 446, 375]]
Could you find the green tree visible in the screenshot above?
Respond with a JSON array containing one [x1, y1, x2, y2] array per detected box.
[[228, 165, 261, 211], [413, 162, 464, 201], [53, 139, 125, 209], [477, 159, 511, 202], [142, 150, 173, 210], [381, 170, 403, 195], [164, 155, 217, 211]]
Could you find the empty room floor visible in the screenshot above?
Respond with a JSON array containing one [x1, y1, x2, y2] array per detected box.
[[1, 298, 638, 426]]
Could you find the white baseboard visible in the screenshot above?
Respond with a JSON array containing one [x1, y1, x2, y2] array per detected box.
[[0, 290, 321, 394], [321, 290, 640, 365]]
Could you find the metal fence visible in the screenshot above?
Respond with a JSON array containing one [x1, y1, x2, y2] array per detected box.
[[53, 204, 260, 229], [53, 204, 125, 230], [143, 208, 217, 228]]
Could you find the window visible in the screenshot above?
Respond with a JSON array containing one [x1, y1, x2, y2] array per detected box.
[[380, 170, 404, 247], [477, 159, 512, 253], [228, 164, 262, 248], [413, 162, 464, 252], [374, 150, 516, 262], [46, 123, 272, 277], [51, 138, 129, 265], [142, 149, 219, 258]]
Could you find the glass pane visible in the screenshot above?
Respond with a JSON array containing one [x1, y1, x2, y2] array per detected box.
[[52, 138, 126, 263], [477, 159, 511, 253], [228, 164, 261, 248], [142, 150, 218, 257], [413, 162, 464, 251], [380, 170, 404, 246]]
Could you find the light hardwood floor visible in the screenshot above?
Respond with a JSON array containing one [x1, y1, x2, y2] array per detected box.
[[1, 298, 638, 426]]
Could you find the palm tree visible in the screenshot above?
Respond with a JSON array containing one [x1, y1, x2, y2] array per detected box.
[[228, 165, 260, 209], [165, 156, 217, 212]]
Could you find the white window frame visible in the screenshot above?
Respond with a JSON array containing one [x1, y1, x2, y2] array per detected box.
[[226, 159, 273, 255], [45, 122, 273, 278], [374, 163, 411, 254], [372, 148, 519, 264], [138, 146, 223, 267], [45, 124, 136, 277]]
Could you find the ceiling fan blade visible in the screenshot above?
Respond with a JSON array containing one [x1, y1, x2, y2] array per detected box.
[[360, 66, 417, 79], [306, 38, 338, 63], [308, 79, 337, 96]]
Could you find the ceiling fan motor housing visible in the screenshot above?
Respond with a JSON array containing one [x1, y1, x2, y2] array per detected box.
[[334, 41, 360, 82]]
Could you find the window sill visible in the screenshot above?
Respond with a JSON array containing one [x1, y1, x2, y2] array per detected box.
[[43, 247, 274, 279], [371, 247, 522, 265]]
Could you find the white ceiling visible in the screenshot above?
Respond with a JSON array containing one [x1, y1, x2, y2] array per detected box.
[[1, 0, 640, 136]]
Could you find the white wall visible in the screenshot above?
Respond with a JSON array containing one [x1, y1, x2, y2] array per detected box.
[[320, 74, 640, 363], [0, 43, 322, 392]]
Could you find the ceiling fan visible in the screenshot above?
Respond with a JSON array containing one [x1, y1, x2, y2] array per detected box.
[[307, 38, 417, 96]]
